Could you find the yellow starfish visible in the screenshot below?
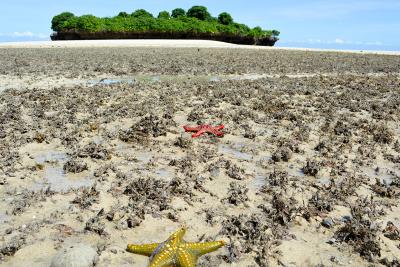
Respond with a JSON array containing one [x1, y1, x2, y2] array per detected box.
[[127, 227, 225, 267]]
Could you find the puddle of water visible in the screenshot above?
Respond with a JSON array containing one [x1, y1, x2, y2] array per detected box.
[[89, 78, 135, 86], [174, 112, 188, 126], [209, 76, 221, 82], [261, 155, 272, 161], [40, 166, 92, 192], [84, 74, 279, 87], [34, 151, 91, 192], [5, 72, 399, 92], [317, 176, 331, 186], [287, 165, 305, 178], [210, 167, 220, 178], [251, 174, 266, 190], [92, 136, 103, 145], [115, 143, 153, 163], [115, 142, 131, 153], [155, 168, 173, 180], [229, 74, 271, 81], [381, 175, 393, 186], [219, 144, 252, 161], [0, 212, 10, 233], [0, 212, 9, 223], [135, 152, 152, 164], [35, 151, 67, 164], [255, 154, 273, 165], [361, 167, 393, 185], [87, 74, 275, 87], [151, 76, 161, 82]]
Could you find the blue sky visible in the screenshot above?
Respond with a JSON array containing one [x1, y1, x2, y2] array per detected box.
[[1, 0, 399, 51]]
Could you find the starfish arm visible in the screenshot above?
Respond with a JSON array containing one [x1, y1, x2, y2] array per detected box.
[[192, 129, 207, 138], [149, 250, 175, 267], [215, 125, 224, 131], [177, 250, 197, 267], [185, 241, 225, 257], [183, 125, 202, 132], [127, 243, 160, 257], [169, 227, 186, 244], [213, 130, 224, 137]]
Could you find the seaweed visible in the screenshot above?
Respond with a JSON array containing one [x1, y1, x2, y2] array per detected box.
[[72, 185, 99, 209], [223, 182, 249, 206], [302, 160, 320, 177]]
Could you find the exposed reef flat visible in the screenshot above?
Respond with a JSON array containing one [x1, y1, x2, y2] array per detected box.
[[0, 46, 399, 266]]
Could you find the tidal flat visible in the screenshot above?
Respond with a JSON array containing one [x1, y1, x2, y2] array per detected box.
[[0, 47, 400, 266]]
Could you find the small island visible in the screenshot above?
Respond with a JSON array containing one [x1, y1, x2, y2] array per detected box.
[[51, 6, 280, 46]]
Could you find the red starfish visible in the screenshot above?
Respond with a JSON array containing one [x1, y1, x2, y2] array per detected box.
[[183, 124, 225, 138]]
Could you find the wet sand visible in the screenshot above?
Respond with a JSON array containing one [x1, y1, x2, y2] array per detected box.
[[0, 46, 400, 266]]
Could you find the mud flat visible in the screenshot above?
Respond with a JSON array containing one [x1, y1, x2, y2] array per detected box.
[[0, 47, 400, 266]]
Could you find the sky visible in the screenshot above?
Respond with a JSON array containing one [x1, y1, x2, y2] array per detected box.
[[1, 0, 399, 51]]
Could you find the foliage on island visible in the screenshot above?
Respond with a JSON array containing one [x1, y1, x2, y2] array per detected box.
[[51, 6, 280, 45]]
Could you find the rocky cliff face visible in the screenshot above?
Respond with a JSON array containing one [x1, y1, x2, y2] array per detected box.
[[51, 30, 278, 46]]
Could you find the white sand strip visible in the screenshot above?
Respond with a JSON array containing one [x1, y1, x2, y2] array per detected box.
[[0, 40, 237, 48], [0, 39, 399, 55]]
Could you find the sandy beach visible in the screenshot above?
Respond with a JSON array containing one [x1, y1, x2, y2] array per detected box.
[[0, 40, 399, 55], [0, 43, 400, 266]]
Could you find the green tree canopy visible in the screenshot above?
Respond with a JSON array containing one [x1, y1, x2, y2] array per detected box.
[[250, 26, 263, 37], [272, 30, 280, 37], [51, 12, 75, 31], [158, 11, 170, 19], [171, 8, 186, 18], [51, 8, 280, 44], [131, 9, 153, 18], [117, 12, 129, 18], [187, 6, 211, 21], [76, 15, 102, 32], [218, 12, 233, 25]]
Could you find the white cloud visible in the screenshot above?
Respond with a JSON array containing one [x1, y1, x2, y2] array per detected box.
[[37, 33, 48, 39], [13, 31, 34, 37], [281, 38, 384, 46], [306, 39, 323, 44], [0, 32, 48, 39], [335, 38, 345, 44], [13, 32, 47, 38]]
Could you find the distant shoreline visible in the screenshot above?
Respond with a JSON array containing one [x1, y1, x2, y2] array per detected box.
[[0, 39, 399, 55]]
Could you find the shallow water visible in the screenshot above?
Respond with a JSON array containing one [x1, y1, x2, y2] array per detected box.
[[5, 72, 386, 92], [287, 164, 305, 178], [209, 76, 221, 82], [361, 166, 393, 185], [210, 167, 220, 178], [35, 150, 67, 165], [219, 144, 253, 161], [151, 75, 161, 82], [85, 73, 283, 86], [34, 151, 91, 192], [138, 155, 152, 165], [92, 136, 104, 145], [89, 78, 135, 85], [0, 212, 10, 233], [0, 212, 9, 223], [155, 168, 173, 180], [115, 142, 153, 164], [251, 174, 266, 190], [317, 176, 331, 186]]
